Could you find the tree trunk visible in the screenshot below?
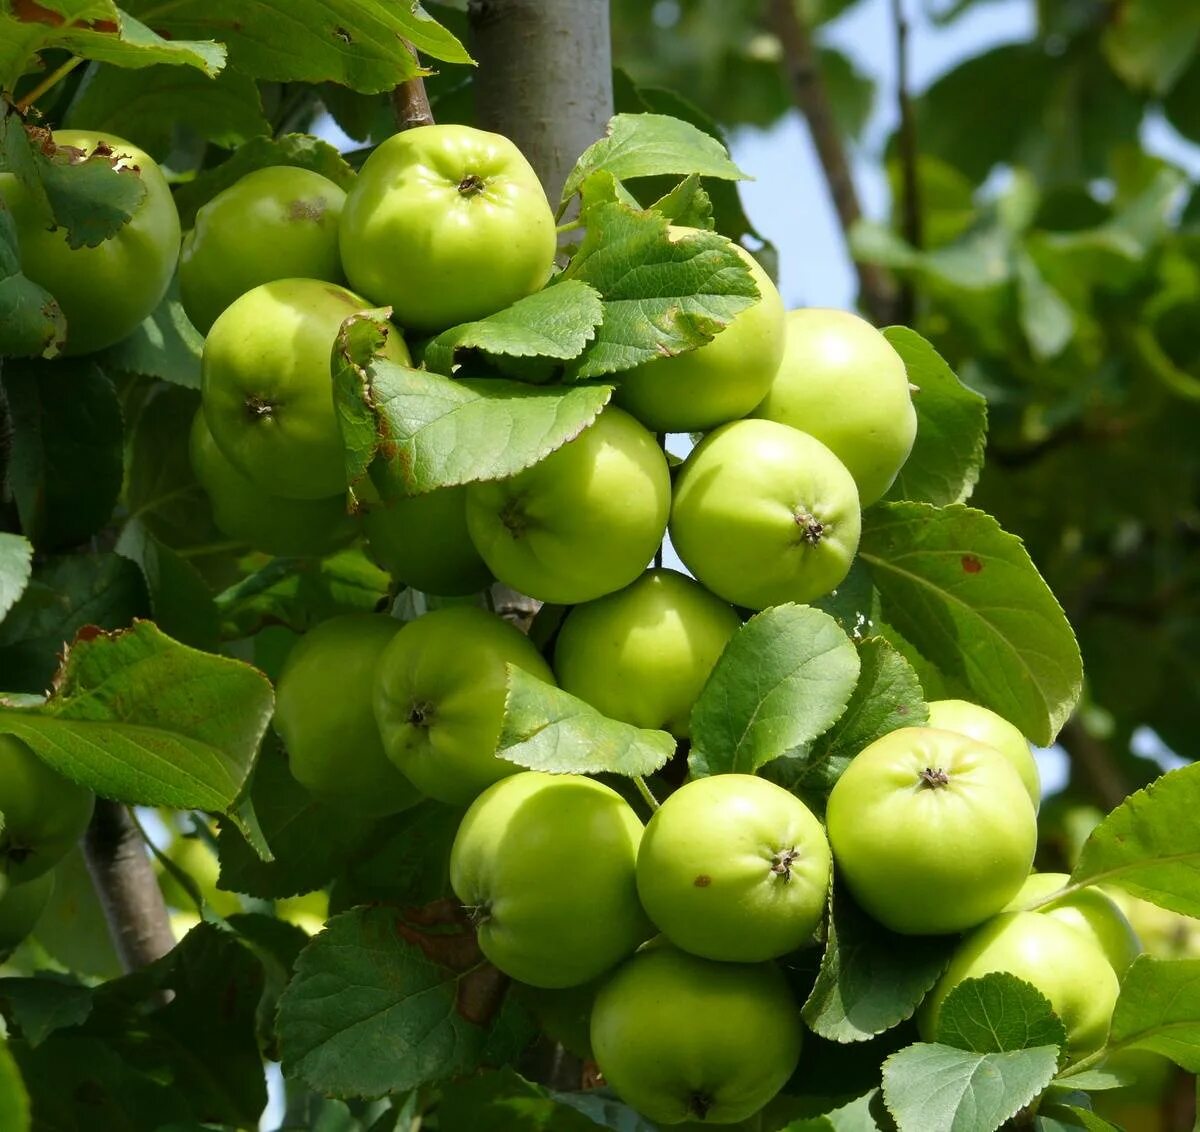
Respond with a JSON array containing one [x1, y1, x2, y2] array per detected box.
[[468, 0, 613, 206]]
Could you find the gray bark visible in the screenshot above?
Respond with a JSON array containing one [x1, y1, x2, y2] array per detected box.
[[468, 0, 613, 206]]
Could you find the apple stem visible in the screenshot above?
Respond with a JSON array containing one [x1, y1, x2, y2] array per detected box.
[[633, 775, 661, 814]]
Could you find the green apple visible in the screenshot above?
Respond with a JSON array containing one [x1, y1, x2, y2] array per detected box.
[[274, 613, 422, 818], [753, 309, 917, 506], [363, 486, 492, 596], [339, 124, 557, 332], [465, 406, 671, 604], [450, 771, 650, 988], [189, 410, 356, 557], [614, 234, 786, 433], [1004, 872, 1141, 975], [180, 165, 347, 333], [0, 735, 95, 883], [1106, 889, 1200, 959], [669, 418, 861, 610], [926, 698, 1040, 809], [373, 606, 556, 805], [591, 944, 803, 1124], [637, 773, 831, 962], [201, 278, 410, 499], [0, 870, 55, 955], [920, 911, 1120, 1057], [553, 568, 740, 738], [825, 727, 1037, 935], [0, 130, 180, 355]]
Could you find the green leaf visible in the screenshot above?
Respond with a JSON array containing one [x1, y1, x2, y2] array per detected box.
[[859, 502, 1082, 747], [0, 201, 65, 358], [30, 845, 122, 980], [881, 1042, 1059, 1132], [422, 281, 605, 377], [1015, 250, 1075, 362], [936, 973, 1067, 1054], [561, 204, 759, 379], [0, 534, 33, 623], [330, 801, 460, 914], [0, 553, 148, 695], [1092, 956, 1200, 1072], [333, 345, 613, 498], [215, 548, 390, 639], [217, 739, 374, 900], [65, 61, 269, 161], [769, 637, 927, 806], [2, 358, 123, 550], [497, 665, 675, 778], [0, 1039, 28, 1132], [278, 904, 532, 1098], [115, 519, 218, 651], [172, 132, 355, 228], [803, 890, 955, 1043], [689, 605, 860, 778], [647, 173, 714, 229], [0, 5, 224, 98], [881, 328, 987, 507], [0, 620, 272, 811], [1034, 1106, 1121, 1131], [561, 112, 747, 208], [1102, 0, 1200, 94], [118, 0, 470, 90], [1070, 762, 1200, 918], [97, 273, 204, 388], [0, 977, 93, 1047]]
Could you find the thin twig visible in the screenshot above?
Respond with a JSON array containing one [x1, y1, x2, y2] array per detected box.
[[82, 799, 176, 972], [15, 55, 83, 113], [389, 41, 435, 131], [1059, 717, 1130, 813], [769, 0, 898, 326], [892, 0, 922, 325]]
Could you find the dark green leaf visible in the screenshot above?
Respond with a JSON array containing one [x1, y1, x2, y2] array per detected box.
[[689, 605, 860, 778], [561, 112, 746, 207], [647, 173, 714, 229], [97, 274, 204, 388], [115, 519, 219, 651], [1071, 762, 1200, 918], [0, 534, 33, 623], [803, 890, 954, 1043], [217, 740, 374, 900], [119, 0, 470, 90], [1102, 0, 1200, 94], [498, 665, 675, 778], [3, 357, 123, 550], [422, 281, 605, 377], [936, 973, 1067, 1054], [333, 332, 613, 497], [0, 620, 272, 811], [859, 503, 1082, 746], [278, 904, 533, 1098], [0, 553, 148, 695], [881, 1042, 1059, 1132], [882, 328, 987, 507], [65, 62, 269, 161], [561, 204, 759, 379], [1085, 956, 1200, 1072], [0, 201, 65, 359], [0, 977, 93, 1047]]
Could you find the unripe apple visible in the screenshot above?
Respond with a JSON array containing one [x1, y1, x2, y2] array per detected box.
[[754, 309, 916, 506]]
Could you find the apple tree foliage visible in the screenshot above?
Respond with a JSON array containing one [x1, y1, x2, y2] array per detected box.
[[0, 1, 1195, 1131]]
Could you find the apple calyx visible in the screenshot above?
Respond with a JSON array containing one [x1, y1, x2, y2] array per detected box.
[[770, 846, 800, 882], [458, 173, 486, 197], [244, 394, 277, 420], [793, 509, 825, 545], [464, 901, 492, 926], [687, 1090, 715, 1120], [407, 700, 436, 728], [498, 495, 529, 537], [918, 767, 951, 789]]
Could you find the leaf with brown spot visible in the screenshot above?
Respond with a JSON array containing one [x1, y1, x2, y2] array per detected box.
[[278, 905, 532, 1099]]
